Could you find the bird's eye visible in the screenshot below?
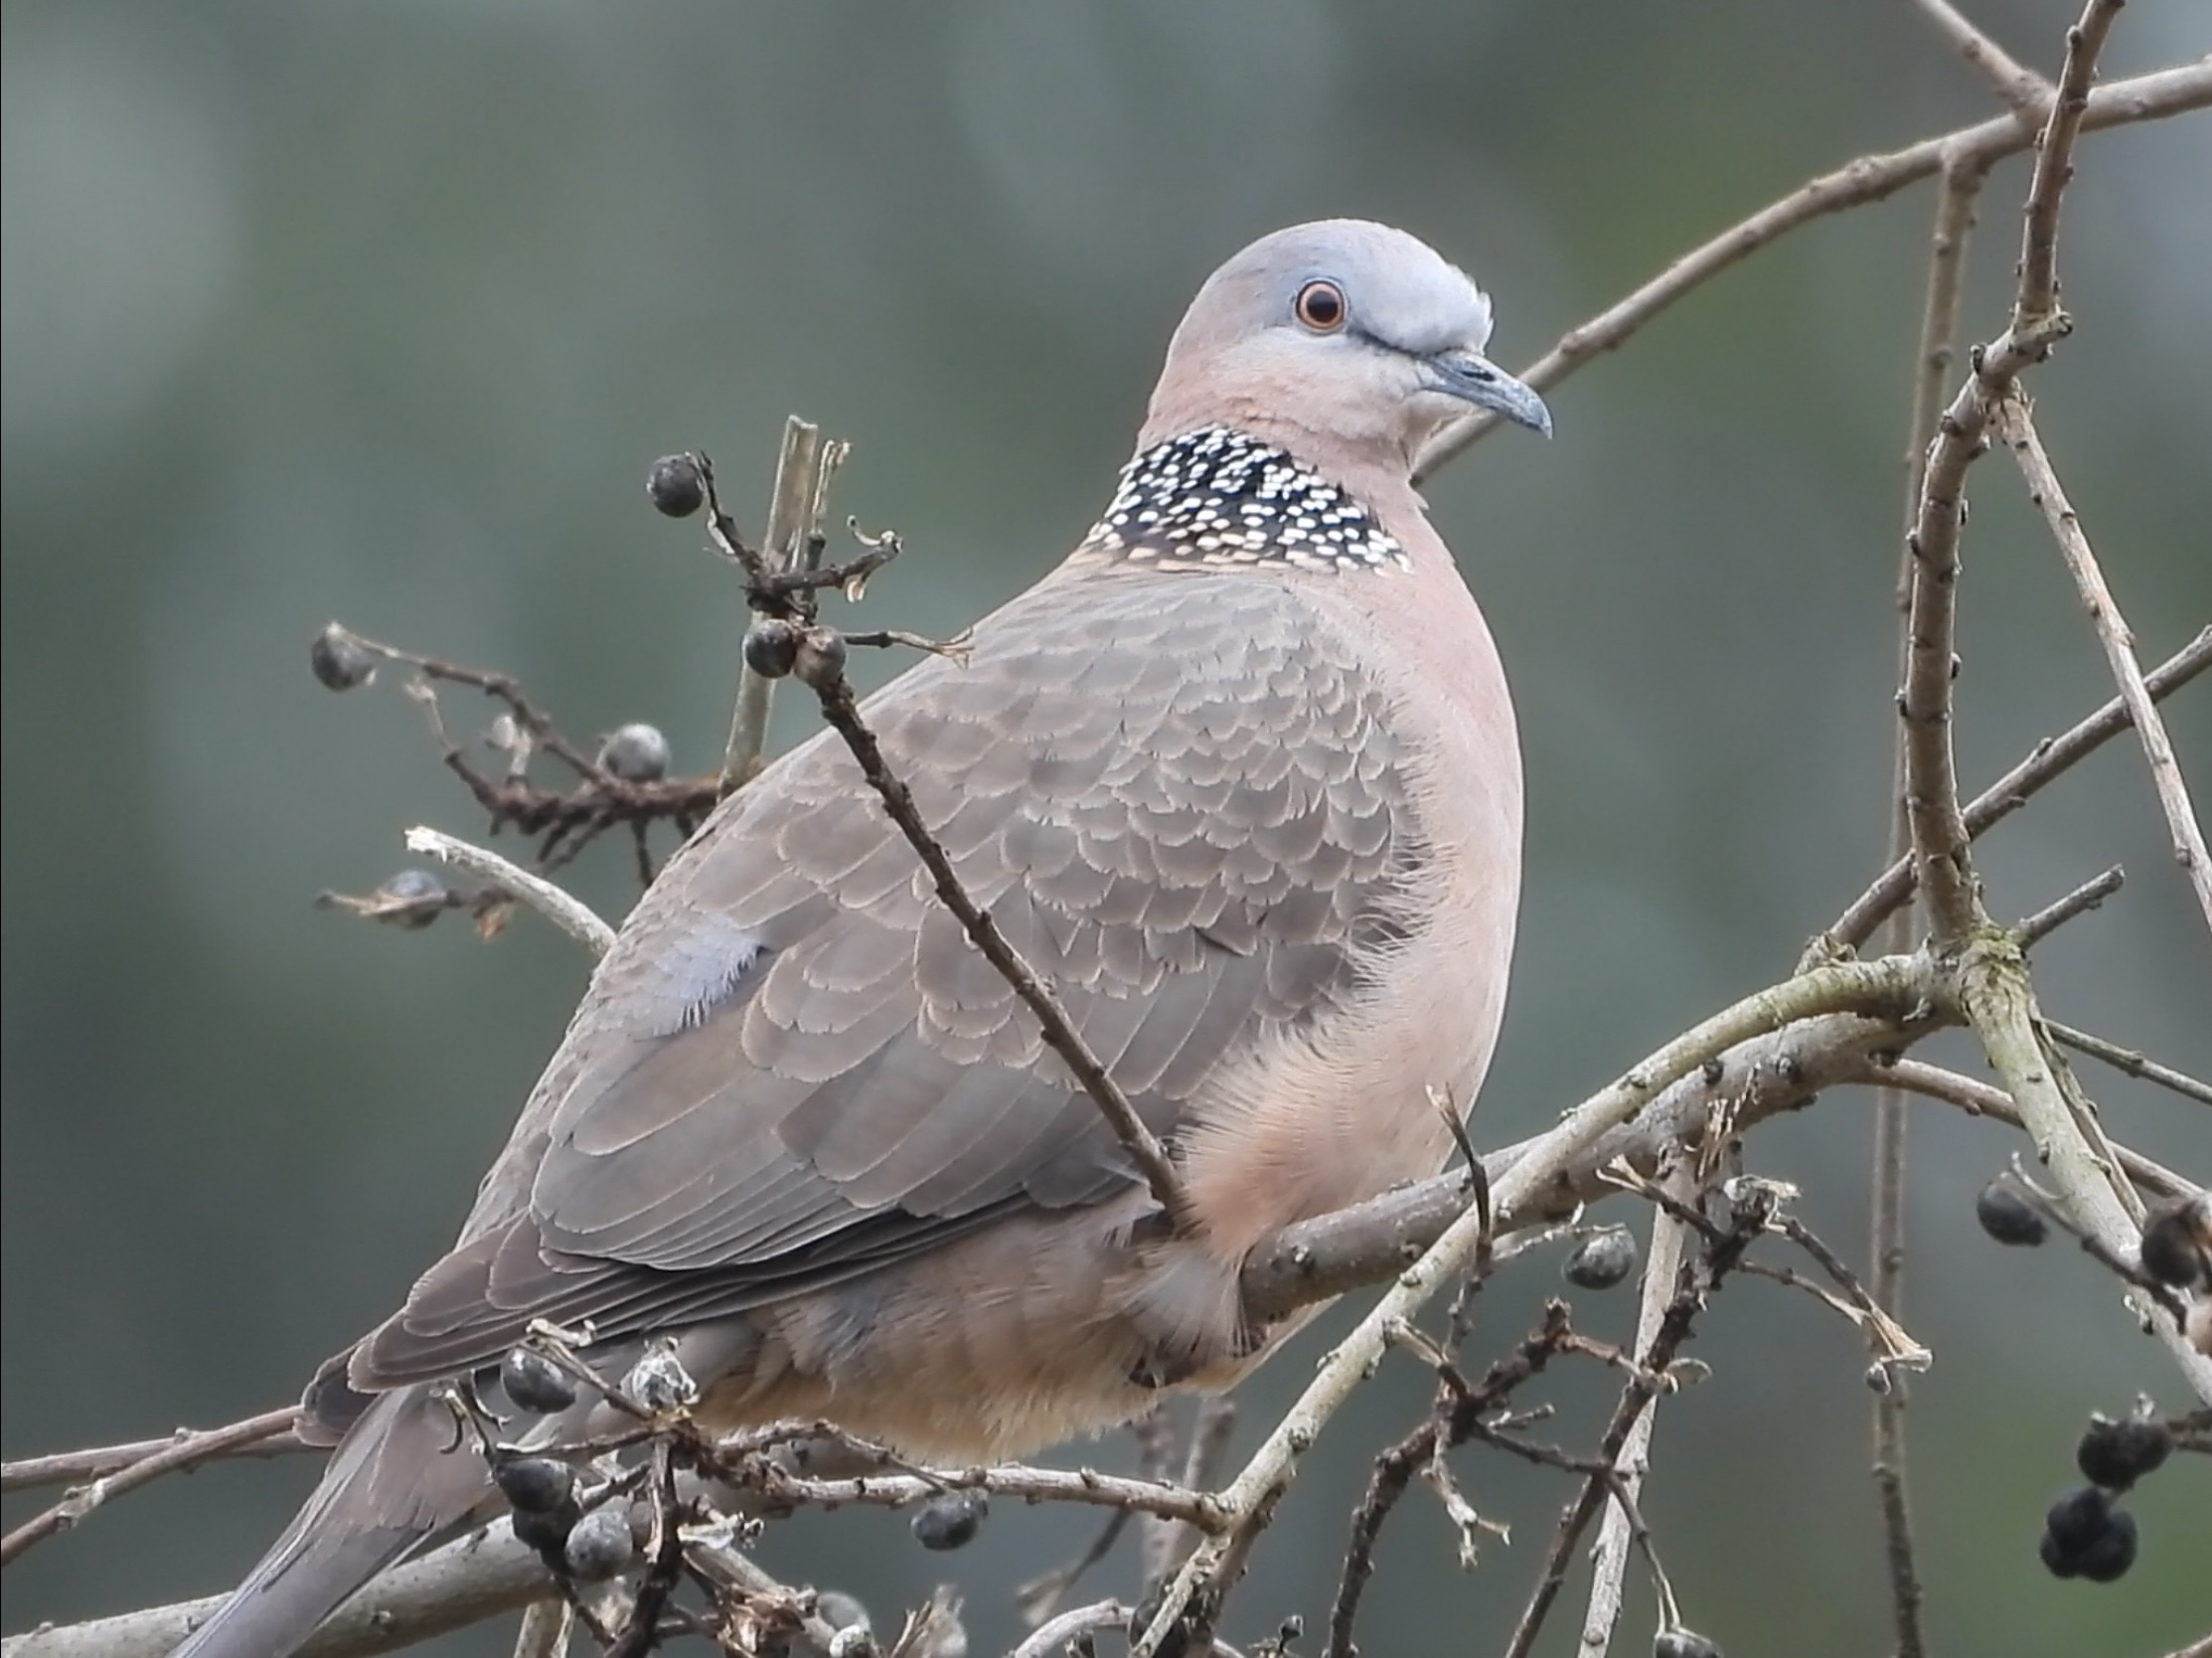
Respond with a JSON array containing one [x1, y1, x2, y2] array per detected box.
[[1294, 279, 1345, 333]]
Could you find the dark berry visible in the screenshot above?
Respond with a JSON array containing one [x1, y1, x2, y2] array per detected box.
[[792, 626, 849, 691], [309, 623, 377, 691], [2073, 1506, 2136, 1582], [596, 722, 671, 782], [646, 453, 706, 518], [742, 618, 801, 680], [2076, 1413, 2170, 1491], [495, 1455, 576, 1516], [2139, 1195, 2211, 1290], [2043, 1485, 2113, 1553], [1563, 1228, 1640, 1290], [2039, 1527, 2079, 1579], [910, 1490, 987, 1551], [373, 869, 448, 929], [562, 1507, 636, 1580], [512, 1501, 581, 1554], [1975, 1180, 2047, 1246], [500, 1348, 577, 1416]]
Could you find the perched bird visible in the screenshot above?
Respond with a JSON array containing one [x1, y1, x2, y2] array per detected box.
[[177, 218, 1551, 1656]]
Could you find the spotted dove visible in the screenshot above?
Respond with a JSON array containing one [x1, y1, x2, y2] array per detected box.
[[176, 218, 1552, 1657]]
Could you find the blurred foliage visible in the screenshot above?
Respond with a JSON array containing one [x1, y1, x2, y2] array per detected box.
[[3, 2, 2207, 1653]]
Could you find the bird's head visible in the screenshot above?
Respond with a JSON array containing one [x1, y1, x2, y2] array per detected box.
[[1141, 219, 1550, 477]]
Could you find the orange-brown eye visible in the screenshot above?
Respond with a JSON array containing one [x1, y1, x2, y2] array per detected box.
[[1294, 279, 1345, 332]]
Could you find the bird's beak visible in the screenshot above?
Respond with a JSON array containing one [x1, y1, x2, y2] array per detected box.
[[1421, 348, 1553, 437]]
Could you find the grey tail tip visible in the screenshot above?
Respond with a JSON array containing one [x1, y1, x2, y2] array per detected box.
[[169, 1387, 481, 1658]]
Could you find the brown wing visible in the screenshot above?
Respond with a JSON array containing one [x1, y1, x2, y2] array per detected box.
[[352, 567, 1419, 1388]]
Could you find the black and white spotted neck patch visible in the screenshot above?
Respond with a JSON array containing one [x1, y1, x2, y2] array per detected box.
[[1079, 425, 1408, 574]]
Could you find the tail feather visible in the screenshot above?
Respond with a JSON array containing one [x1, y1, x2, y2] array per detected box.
[[173, 1387, 487, 1658]]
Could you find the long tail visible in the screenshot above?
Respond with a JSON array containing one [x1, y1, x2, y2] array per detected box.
[[173, 1387, 487, 1658]]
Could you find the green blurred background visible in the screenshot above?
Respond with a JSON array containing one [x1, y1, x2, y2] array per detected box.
[[5, 3, 2208, 1653]]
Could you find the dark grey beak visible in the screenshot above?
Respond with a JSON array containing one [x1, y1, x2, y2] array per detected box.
[[1422, 348, 1553, 437]]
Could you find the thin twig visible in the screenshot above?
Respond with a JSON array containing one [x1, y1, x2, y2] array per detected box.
[[1827, 625, 2212, 948], [1992, 398, 2212, 937], [2014, 864, 2126, 949], [1324, 1305, 1578, 1658], [1899, 0, 2130, 939], [1901, 0, 2055, 122], [509, 1601, 570, 1658], [1137, 955, 1929, 1657], [1768, 1216, 1933, 1384], [1501, 1187, 1777, 1658], [1897, 372, 1988, 940], [722, 417, 822, 791], [1902, 161, 1991, 534], [1007, 1601, 1131, 1658], [1144, 1400, 1237, 1593], [1953, 931, 2212, 1398], [2043, 1020, 2212, 1108], [0, 1409, 304, 1566], [1852, 1058, 2193, 1199], [1245, 1008, 1947, 1325], [1578, 1172, 1694, 1658], [331, 625, 614, 786], [1864, 148, 1985, 1658], [2011, 1, 2126, 330], [1, 1409, 306, 1495], [758, 1461, 1222, 1530], [0, 1522, 556, 1658], [795, 648, 1195, 1234], [405, 827, 615, 957], [1412, 58, 2212, 482]]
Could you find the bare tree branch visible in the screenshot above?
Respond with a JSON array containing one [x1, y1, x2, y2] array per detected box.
[[1412, 57, 2212, 482], [2013, 864, 2126, 950], [1992, 399, 2212, 936], [2042, 1020, 2212, 1108], [1137, 955, 1929, 1656], [403, 827, 614, 957], [0, 1525, 554, 1658], [1863, 145, 1988, 1658], [721, 418, 827, 791], [1900, 0, 2054, 123], [1, 1411, 305, 1496], [0, 1410, 303, 1566], [1862, 1060, 2195, 1197], [1827, 625, 2212, 949], [2011, 1, 2125, 329], [1577, 1175, 1695, 1658]]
